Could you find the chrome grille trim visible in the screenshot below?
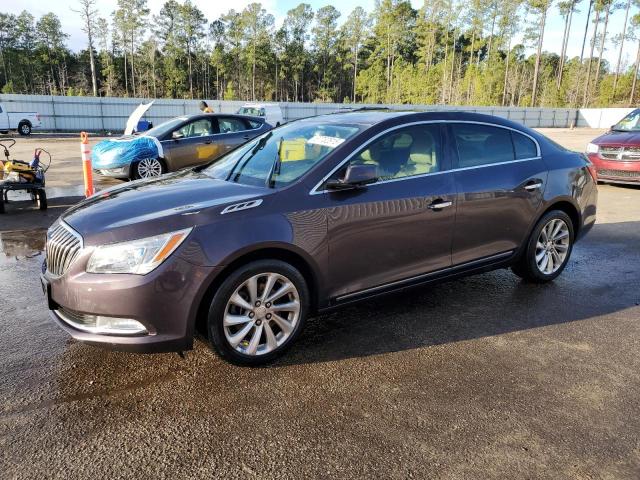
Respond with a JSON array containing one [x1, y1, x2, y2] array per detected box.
[[600, 146, 640, 162], [46, 222, 83, 277]]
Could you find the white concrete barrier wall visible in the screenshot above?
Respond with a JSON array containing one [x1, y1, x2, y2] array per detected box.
[[576, 108, 635, 129], [0, 93, 631, 132]]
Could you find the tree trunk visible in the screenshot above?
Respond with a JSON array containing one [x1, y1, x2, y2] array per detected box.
[[582, 9, 600, 107], [353, 43, 359, 103], [630, 39, 640, 106], [531, 6, 548, 106], [130, 32, 136, 97], [594, 4, 611, 90], [557, 1, 575, 89], [123, 46, 128, 96], [487, 8, 498, 62], [580, 0, 594, 62], [502, 35, 512, 106], [188, 44, 193, 99], [613, 0, 631, 97]]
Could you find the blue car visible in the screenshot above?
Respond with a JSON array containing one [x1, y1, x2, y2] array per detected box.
[[92, 114, 270, 180]]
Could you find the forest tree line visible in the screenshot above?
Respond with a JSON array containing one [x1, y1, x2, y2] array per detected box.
[[0, 0, 639, 108]]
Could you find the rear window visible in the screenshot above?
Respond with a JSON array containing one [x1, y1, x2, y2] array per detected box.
[[512, 132, 538, 159], [452, 123, 514, 167]]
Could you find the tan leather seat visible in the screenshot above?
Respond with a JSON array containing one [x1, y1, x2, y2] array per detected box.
[[399, 133, 437, 177]]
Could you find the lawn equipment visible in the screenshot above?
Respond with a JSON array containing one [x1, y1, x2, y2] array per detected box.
[[0, 139, 51, 214]]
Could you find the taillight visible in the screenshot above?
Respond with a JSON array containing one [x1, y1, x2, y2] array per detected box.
[[587, 164, 598, 182]]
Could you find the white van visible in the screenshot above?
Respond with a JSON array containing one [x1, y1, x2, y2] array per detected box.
[[236, 103, 284, 127]]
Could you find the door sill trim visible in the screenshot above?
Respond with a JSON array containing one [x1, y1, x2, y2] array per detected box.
[[334, 250, 515, 302]]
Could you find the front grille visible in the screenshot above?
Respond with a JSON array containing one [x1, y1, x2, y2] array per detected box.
[[46, 222, 83, 276], [600, 146, 640, 161], [598, 169, 640, 179]]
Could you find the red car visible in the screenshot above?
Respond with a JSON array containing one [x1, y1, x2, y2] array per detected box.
[[587, 109, 640, 185]]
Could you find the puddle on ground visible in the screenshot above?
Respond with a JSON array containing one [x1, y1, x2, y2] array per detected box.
[[0, 229, 46, 260]]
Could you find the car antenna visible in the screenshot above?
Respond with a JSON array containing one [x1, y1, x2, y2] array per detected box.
[[267, 137, 284, 188]]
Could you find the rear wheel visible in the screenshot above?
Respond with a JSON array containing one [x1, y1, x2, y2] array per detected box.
[[18, 122, 31, 136], [133, 158, 165, 179], [512, 210, 574, 283], [208, 260, 309, 366], [36, 189, 47, 210]]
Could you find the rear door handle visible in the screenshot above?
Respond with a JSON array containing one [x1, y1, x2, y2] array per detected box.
[[524, 181, 543, 191], [427, 200, 453, 210]]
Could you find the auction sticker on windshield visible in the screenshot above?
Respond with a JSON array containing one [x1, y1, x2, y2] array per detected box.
[[307, 135, 346, 148]]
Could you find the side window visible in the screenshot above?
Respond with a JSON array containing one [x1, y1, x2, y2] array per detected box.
[[452, 123, 514, 168], [218, 117, 248, 133], [334, 124, 442, 183], [247, 119, 262, 129], [512, 131, 538, 159], [175, 119, 212, 138]]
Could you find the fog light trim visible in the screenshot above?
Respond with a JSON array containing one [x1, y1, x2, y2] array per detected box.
[[56, 308, 148, 335]]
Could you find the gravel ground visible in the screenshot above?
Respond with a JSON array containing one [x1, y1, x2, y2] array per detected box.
[[1, 128, 639, 479]]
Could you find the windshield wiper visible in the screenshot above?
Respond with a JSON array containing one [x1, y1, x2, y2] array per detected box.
[[225, 132, 273, 182], [267, 137, 284, 188]]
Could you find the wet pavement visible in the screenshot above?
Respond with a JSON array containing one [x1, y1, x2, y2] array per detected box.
[[1, 146, 640, 477]]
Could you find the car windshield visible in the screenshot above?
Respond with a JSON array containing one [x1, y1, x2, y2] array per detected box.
[[612, 110, 640, 132], [142, 117, 187, 138], [203, 121, 361, 188]]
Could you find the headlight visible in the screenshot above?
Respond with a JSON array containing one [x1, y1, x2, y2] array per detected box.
[[586, 143, 599, 154], [86, 228, 192, 274]]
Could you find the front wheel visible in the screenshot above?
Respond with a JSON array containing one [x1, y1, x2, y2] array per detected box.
[[18, 122, 31, 136], [208, 260, 309, 366], [133, 158, 165, 179], [512, 210, 574, 283]]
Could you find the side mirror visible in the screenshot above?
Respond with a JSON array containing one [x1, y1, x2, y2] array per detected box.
[[172, 131, 183, 140], [326, 164, 378, 191]]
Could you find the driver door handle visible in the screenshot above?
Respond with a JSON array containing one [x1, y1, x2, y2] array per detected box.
[[427, 200, 453, 210], [524, 181, 543, 191], [243, 135, 250, 140]]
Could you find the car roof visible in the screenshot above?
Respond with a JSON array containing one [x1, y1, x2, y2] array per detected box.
[[184, 113, 264, 122], [298, 109, 537, 132], [240, 103, 279, 107]]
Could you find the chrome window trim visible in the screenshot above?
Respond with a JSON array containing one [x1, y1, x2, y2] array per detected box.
[[309, 120, 542, 195]]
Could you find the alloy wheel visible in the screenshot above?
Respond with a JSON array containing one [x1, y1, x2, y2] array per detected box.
[[137, 158, 163, 178], [535, 218, 570, 275], [223, 272, 301, 356]]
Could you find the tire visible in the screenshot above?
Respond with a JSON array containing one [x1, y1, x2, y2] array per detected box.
[[36, 190, 47, 210], [18, 122, 31, 136], [208, 260, 309, 366], [512, 210, 574, 283], [132, 158, 165, 179]]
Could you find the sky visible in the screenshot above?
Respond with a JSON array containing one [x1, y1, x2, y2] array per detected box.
[[2, 0, 635, 68]]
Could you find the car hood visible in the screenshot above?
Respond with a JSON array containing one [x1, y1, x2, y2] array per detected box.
[[62, 170, 268, 245], [592, 130, 640, 147]]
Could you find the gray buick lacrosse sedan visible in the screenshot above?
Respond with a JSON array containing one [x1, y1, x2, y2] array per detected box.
[[42, 111, 597, 365]]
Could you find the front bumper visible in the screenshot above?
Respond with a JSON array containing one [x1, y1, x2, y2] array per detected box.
[[43, 246, 220, 353], [588, 153, 640, 184], [94, 164, 131, 179]]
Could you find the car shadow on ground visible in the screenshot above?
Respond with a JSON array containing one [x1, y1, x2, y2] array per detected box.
[[277, 219, 640, 366]]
